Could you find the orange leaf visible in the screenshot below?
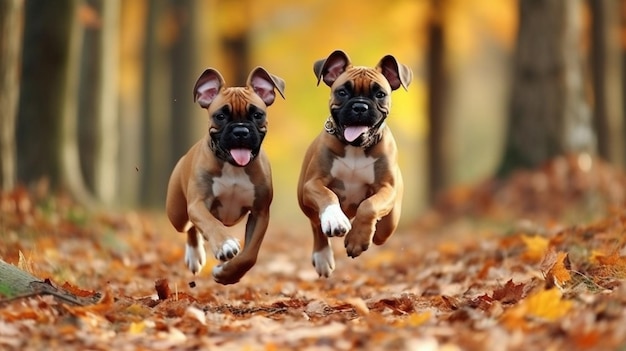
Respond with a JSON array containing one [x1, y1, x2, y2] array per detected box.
[[544, 252, 572, 288]]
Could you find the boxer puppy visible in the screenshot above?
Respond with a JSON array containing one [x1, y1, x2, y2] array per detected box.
[[166, 67, 285, 285], [297, 50, 412, 277]]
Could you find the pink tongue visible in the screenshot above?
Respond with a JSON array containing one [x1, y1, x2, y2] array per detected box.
[[344, 126, 369, 142], [230, 149, 252, 166]]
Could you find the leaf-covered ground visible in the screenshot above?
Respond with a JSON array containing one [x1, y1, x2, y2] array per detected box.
[[2, 154, 626, 350]]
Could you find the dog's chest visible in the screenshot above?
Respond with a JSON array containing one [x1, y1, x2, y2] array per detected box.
[[330, 147, 377, 205], [210, 164, 255, 225]]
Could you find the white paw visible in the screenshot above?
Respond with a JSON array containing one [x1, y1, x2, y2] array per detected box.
[[185, 240, 207, 275], [312, 246, 336, 278], [320, 204, 351, 237], [215, 238, 241, 262]]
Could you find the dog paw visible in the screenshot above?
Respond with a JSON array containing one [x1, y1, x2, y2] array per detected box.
[[185, 242, 207, 274], [212, 263, 240, 285], [344, 225, 374, 258], [320, 204, 351, 237], [215, 238, 241, 262], [344, 238, 370, 258], [312, 246, 336, 277]]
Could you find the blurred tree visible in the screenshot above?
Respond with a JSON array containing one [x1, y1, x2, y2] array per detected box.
[[497, 0, 595, 177], [0, 0, 23, 191], [59, 0, 98, 208], [118, 0, 147, 207], [17, 1, 64, 188], [590, 0, 623, 166], [93, 0, 121, 206], [169, 0, 201, 165], [426, 0, 451, 202], [18, 0, 96, 207], [76, 0, 122, 206], [141, 0, 173, 207]]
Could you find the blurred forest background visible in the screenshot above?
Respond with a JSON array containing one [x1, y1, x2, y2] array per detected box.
[[1, 0, 625, 226]]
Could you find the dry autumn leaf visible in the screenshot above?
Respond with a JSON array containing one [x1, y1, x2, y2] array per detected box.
[[521, 235, 550, 262], [502, 288, 573, 329], [3, 154, 626, 349], [543, 251, 572, 288]]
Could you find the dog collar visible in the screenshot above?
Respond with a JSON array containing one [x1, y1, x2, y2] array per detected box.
[[324, 116, 338, 135], [324, 116, 385, 148]]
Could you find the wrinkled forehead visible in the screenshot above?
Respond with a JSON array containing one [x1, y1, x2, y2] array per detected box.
[[332, 66, 391, 94], [208, 87, 265, 114]]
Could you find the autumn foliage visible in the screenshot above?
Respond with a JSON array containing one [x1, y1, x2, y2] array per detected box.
[[2, 154, 626, 349]]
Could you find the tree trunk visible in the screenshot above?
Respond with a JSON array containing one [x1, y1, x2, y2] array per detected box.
[[0, 0, 23, 191], [59, 0, 98, 208], [497, 0, 594, 177], [590, 0, 623, 166], [141, 0, 172, 207], [426, 0, 450, 202], [94, 0, 121, 206], [170, 0, 201, 162], [17, 1, 68, 188], [118, 0, 147, 207]]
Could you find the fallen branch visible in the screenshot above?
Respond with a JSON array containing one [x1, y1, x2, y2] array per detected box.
[[0, 259, 101, 306]]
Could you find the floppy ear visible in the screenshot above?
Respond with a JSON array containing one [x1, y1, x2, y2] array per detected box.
[[376, 55, 413, 91], [247, 67, 285, 107], [193, 68, 225, 108], [313, 50, 351, 87]]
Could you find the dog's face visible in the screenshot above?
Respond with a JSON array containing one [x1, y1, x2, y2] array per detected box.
[[193, 67, 285, 166], [314, 50, 412, 147]]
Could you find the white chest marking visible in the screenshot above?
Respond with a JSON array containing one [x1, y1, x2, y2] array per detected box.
[[330, 146, 377, 205], [211, 164, 255, 225]]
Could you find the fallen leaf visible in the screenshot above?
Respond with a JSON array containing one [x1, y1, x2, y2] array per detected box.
[[502, 288, 573, 329], [492, 279, 525, 304], [521, 235, 549, 262], [523, 289, 572, 321], [543, 251, 571, 288], [395, 311, 432, 327], [345, 297, 370, 316]]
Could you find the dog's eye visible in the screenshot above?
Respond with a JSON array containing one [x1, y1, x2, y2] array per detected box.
[[375, 91, 386, 99], [336, 89, 348, 98], [252, 112, 264, 120], [214, 113, 226, 121]]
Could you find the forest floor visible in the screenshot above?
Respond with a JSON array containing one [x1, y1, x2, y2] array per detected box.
[[2, 154, 626, 350]]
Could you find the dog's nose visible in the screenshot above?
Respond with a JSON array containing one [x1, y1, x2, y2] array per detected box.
[[352, 102, 368, 113], [233, 126, 250, 138]]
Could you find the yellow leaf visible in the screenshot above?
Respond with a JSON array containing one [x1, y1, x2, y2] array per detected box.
[[128, 321, 145, 334], [524, 289, 572, 321], [521, 235, 549, 262], [501, 289, 572, 329], [396, 311, 431, 327]]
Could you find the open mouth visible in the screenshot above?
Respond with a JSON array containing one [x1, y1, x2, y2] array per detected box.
[[229, 148, 253, 166], [343, 126, 369, 143]]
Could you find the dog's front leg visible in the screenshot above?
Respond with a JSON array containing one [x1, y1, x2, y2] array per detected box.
[[344, 183, 397, 258], [302, 178, 351, 237], [301, 178, 350, 277], [212, 210, 269, 284], [186, 198, 241, 272]]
